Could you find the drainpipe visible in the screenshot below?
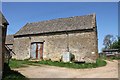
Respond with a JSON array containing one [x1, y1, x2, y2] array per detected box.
[[66, 31, 69, 52]]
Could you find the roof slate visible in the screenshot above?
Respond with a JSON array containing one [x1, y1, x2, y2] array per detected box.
[[15, 13, 96, 36]]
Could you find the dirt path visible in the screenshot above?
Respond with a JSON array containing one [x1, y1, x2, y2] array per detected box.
[[13, 60, 118, 78]]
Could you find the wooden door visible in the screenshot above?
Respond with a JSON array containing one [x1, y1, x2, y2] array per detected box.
[[31, 42, 43, 59]]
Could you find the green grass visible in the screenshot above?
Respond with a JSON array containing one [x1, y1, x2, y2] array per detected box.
[[9, 59, 29, 68], [109, 56, 120, 60], [9, 58, 107, 69], [3, 58, 107, 79], [99, 55, 107, 60], [31, 58, 106, 69], [96, 58, 107, 67], [99, 55, 120, 60]]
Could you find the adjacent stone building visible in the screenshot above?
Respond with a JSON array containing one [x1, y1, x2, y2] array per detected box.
[[0, 12, 9, 79], [5, 35, 14, 51], [5, 35, 14, 63], [13, 13, 98, 63]]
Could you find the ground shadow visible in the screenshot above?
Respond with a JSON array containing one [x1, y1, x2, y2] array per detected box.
[[2, 63, 29, 80]]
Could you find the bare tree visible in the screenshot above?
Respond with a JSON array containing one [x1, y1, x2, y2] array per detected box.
[[103, 34, 115, 49]]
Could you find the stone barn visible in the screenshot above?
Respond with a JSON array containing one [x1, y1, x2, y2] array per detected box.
[[13, 13, 98, 63]]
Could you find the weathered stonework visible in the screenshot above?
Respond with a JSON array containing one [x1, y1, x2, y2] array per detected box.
[[13, 30, 98, 63], [13, 13, 98, 63], [13, 37, 31, 59]]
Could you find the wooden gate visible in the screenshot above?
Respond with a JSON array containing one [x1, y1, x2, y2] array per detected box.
[[31, 42, 43, 59]]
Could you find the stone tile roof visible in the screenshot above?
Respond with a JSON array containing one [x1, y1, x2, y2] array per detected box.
[[0, 11, 9, 25], [15, 13, 96, 36], [5, 35, 14, 44]]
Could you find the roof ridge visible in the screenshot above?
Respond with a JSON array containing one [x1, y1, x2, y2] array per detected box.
[[28, 13, 95, 24]]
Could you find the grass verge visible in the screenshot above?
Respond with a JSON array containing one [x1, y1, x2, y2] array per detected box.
[[9, 59, 28, 68], [9, 58, 107, 69], [99, 55, 120, 60]]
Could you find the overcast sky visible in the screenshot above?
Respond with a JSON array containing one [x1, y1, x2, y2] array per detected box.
[[2, 2, 118, 52]]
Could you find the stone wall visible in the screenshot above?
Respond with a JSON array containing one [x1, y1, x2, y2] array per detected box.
[[68, 31, 98, 63], [13, 30, 98, 63], [2, 26, 7, 61], [0, 24, 7, 79], [13, 37, 31, 60], [31, 33, 68, 61], [0, 25, 2, 79]]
